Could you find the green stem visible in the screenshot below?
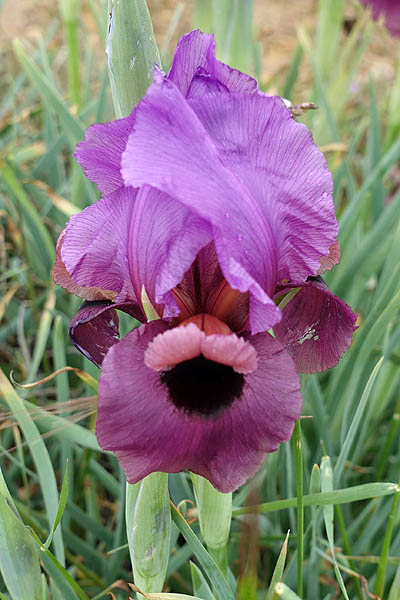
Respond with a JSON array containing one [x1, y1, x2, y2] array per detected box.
[[376, 395, 400, 481], [292, 419, 303, 597], [209, 546, 228, 579], [374, 483, 400, 598]]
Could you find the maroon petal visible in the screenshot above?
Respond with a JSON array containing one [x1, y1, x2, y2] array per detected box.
[[70, 300, 142, 367], [274, 276, 358, 373], [97, 322, 301, 492]]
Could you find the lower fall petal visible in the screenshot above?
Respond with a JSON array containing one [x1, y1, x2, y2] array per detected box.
[[70, 300, 143, 367], [273, 276, 358, 373], [97, 321, 301, 492]]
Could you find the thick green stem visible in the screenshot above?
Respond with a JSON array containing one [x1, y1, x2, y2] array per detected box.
[[126, 474, 171, 597], [191, 473, 232, 579]]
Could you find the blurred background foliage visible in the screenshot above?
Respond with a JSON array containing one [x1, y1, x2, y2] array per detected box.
[[0, 1, 400, 599]]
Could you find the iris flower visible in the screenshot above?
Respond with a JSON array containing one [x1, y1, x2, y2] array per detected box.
[[55, 31, 357, 492], [360, 0, 400, 37]]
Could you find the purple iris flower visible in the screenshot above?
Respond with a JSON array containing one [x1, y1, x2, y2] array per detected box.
[[360, 0, 400, 37], [54, 31, 357, 492]]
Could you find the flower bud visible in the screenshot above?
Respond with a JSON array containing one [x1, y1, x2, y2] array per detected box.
[[191, 473, 232, 575], [126, 474, 171, 597]]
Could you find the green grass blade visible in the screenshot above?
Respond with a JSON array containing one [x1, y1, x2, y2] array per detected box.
[[190, 561, 216, 600], [374, 487, 400, 598], [232, 482, 399, 515], [320, 456, 349, 600], [0, 369, 65, 566], [266, 531, 290, 600], [0, 493, 43, 600], [44, 461, 69, 549], [292, 420, 303, 597], [333, 357, 384, 484], [170, 502, 235, 600], [13, 40, 85, 147]]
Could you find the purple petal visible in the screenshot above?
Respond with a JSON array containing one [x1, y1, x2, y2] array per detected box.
[[273, 277, 358, 373], [61, 185, 212, 318], [169, 30, 258, 98], [360, 0, 400, 37], [54, 229, 117, 302], [128, 187, 212, 319], [122, 77, 281, 333], [187, 90, 337, 285], [61, 187, 138, 304], [73, 111, 135, 195], [70, 300, 142, 367], [97, 322, 301, 492]]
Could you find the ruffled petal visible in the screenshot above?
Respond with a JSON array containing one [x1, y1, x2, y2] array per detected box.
[[60, 186, 212, 317], [317, 240, 340, 275], [73, 111, 135, 195], [61, 187, 138, 304], [169, 30, 258, 98], [187, 90, 336, 284], [70, 300, 142, 367], [273, 276, 358, 373], [122, 76, 281, 333], [54, 229, 116, 301], [97, 322, 301, 492]]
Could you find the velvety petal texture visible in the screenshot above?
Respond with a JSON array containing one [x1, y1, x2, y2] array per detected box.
[[361, 0, 400, 37], [97, 321, 301, 493], [274, 277, 358, 373], [70, 301, 142, 367]]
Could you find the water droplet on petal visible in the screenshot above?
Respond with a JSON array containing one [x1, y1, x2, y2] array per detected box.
[[237, 234, 244, 242], [224, 212, 230, 219]]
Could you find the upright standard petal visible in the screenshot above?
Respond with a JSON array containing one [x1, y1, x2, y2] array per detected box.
[[273, 277, 358, 373], [168, 30, 258, 98], [188, 90, 337, 284], [122, 76, 281, 333], [97, 321, 301, 492], [73, 111, 135, 195]]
